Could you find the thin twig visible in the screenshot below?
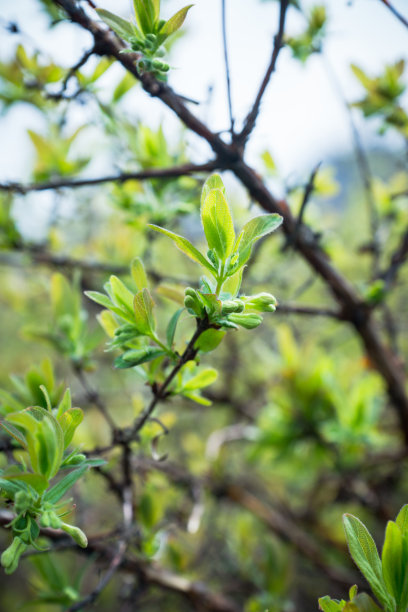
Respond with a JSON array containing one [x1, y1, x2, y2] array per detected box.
[[73, 365, 117, 431], [283, 162, 321, 250], [237, 0, 289, 145], [379, 0, 408, 29], [48, 46, 94, 101], [378, 227, 408, 290], [0, 161, 218, 194], [68, 447, 134, 611], [276, 302, 342, 318], [124, 317, 211, 441], [221, 0, 234, 134]]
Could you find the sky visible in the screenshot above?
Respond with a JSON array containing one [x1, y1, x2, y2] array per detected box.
[[0, 0, 407, 184]]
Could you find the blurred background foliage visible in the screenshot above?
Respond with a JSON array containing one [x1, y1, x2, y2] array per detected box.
[[0, 0, 408, 611]]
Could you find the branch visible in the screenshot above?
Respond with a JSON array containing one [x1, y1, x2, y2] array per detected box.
[[221, 0, 234, 134], [123, 317, 211, 442], [378, 227, 408, 290], [237, 0, 289, 145], [379, 0, 408, 29], [0, 161, 218, 194], [283, 162, 321, 250]]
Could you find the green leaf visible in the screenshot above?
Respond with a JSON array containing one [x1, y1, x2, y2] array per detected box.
[[151, 0, 160, 21], [148, 224, 215, 273], [96, 9, 134, 41], [183, 368, 218, 391], [0, 421, 28, 449], [194, 328, 225, 352], [161, 5, 193, 36], [58, 408, 84, 449], [110, 276, 135, 313], [133, 288, 155, 335], [7, 408, 64, 480], [200, 174, 226, 206], [0, 477, 28, 498], [343, 514, 394, 612], [133, 0, 155, 34], [131, 257, 148, 290], [182, 391, 211, 406], [3, 473, 49, 495], [115, 346, 166, 368], [318, 597, 346, 612], [44, 465, 88, 504], [382, 521, 403, 606], [85, 291, 133, 322], [201, 189, 235, 260], [235, 213, 282, 254], [166, 308, 183, 348], [347, 593, 383, 611], [396, 505, 408, 534]]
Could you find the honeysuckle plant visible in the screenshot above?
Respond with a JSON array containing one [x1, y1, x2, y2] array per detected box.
[[97, 0, 193, 80], [86, 174, 282, 404], [319, 506, 408, 612], [0, 386, 103, 574]]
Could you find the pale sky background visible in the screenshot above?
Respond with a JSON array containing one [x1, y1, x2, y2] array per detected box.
[[0, 0, 407, 238]]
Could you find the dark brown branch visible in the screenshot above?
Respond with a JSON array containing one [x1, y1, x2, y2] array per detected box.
[[378, 227, 408, 290], [379, 0, 408, 29], [51, 0, 408, 442], [0, 161, 218, 194], [237, 0, 289, 145]]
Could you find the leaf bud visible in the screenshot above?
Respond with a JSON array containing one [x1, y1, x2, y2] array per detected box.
[[14, 491, 33, 514], [61, 522, 88, 548], [228, 313, 263, 329], [64, 453, 86, 466], [244, 292, 277, 312], [1, 537, 27, 574], [221, 299, 245, 314]]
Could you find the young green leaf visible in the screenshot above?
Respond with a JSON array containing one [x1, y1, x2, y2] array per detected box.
[[58, 408, 84, 449], [133, 288, 155, 335], [133, 0, 155, 34], [200, 173, 226, 207], [161, 5, 193, 37], [96, 9, 134, 41], [194, 329, 225, 352], [382, 521, 404, 607], [183, 368, 218, 391], [235, 213, 282, 261], [318, 597, 345, 612], [131, 257, 148, 290], [114, 346, 166, 368], [396, 505, 408, 534], [201, 189, 235, 260], [3, 473, 49, 495], [343, 514, 394, 612], [166, 308, 183, 348], [109, 276, 135, 314], [149, 224, 216, 273], [44, 465, 88, 504]]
